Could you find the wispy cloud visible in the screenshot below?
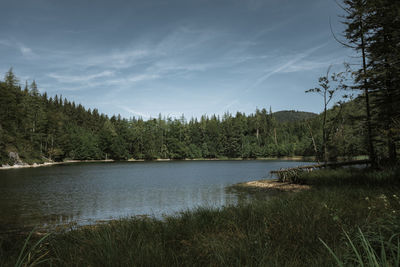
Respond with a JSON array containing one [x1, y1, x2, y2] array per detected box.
[[220, 43, 330, 112], [38, 45, 151, 72], [36, 25, 280, 94], [223, 100, 240, 110], [17, 43, 35, 57], [119, 105, 150, 119], [281, 60, 329, 73], [78, 49, 150, 70], [147, 61, 215, 77], [0, 39, 36, 58], [244, 43, 328, 92], [39, 27, 229, 92], [48, 70, 115, 83], [102, 73, 160, 89], [51, 72, 160, 94], [0, 39, 12, 46]]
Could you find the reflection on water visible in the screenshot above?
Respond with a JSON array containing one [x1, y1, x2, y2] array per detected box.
[[0, 160, 309, 231]]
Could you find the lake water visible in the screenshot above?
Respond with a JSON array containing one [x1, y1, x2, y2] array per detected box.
[[0, 160, 309, 231]]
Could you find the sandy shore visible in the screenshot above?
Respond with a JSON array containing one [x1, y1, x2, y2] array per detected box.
[[0, 159, 114, 170], [236, 179, 311, 192]]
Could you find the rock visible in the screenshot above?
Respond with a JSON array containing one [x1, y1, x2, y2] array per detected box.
[[8, 151, 22, 165]]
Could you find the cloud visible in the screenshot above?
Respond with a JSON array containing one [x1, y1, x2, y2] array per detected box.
[[219, 42, 331, 111], [0, 39, 12, 46], [222, 100, 239, 111], [41, 26, 222, 90], [119, 106, 150, 119], [102, 73, 160, 89], [40, 46, 150, 71], [78, 49, 150, 70], [245, 43, 328, 92], [51, 26, 328, 99], [147, 61, 215, 77], [48, 70, 115, 83], [281, 60, 328, 73], [280, 53, 345, 74], [51, 72, 160, 94], [36, 26, 275, 94], [126, 73, 159, 83], [17, 43, 35, 57], [0, 39, 36, 57]]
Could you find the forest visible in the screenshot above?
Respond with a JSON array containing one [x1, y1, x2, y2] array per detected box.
[[0, 71, 370, 165], [0, 0, 399, 166]]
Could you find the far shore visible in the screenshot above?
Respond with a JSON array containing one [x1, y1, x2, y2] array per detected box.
[[0, 156, 315, 170], [0, 159, 115, 170]]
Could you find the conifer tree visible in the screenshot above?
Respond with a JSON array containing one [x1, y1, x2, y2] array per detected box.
[[341, 0, 376, 165], [365, 0, 400, 162]]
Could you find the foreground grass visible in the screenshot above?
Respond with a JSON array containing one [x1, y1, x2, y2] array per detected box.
[[1, 167, 400, 266]]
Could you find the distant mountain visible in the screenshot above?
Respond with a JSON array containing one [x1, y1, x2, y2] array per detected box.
[[273, 110, 317, 123]]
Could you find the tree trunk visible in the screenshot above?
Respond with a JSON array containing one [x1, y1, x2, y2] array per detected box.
[[360, 21, 376, 167], [307, 122, 319, 163], [323, 91, 328, 164]]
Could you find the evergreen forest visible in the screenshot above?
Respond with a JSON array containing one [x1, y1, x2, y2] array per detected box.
[[0, 71, 325, 164], [0, 69, 386, 165]]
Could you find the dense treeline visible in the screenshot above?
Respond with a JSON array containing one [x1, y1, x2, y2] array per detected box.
[[0, 71, 325, 164], [0, 68, 375, 165]]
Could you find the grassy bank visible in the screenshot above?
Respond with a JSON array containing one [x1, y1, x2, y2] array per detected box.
[[1, 167, 399, 266]]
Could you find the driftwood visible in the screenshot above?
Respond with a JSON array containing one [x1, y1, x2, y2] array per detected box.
[[271, 159, 370, 183]]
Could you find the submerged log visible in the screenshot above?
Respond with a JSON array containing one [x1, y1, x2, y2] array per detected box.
[[270, 159, 370, 174], [270, 159, 370, 182]]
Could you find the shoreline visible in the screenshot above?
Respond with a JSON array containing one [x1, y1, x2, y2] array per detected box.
[[232, 178, 311, 192], [0, 156, 315, 170], [0, 159, 115, 170]]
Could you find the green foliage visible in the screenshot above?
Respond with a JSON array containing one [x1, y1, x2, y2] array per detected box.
[[0, 67, 393, 165], [272, 110, 317, 123], [0, 71, 333, 164]]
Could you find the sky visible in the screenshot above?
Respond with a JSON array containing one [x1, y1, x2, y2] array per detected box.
[[0, 0, 351, 119]]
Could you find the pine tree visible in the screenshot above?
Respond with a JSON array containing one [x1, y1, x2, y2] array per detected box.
[[365, 0, 400, 163], [341, 0, 376, 165]]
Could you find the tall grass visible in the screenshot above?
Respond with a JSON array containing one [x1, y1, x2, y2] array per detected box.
[[321, 228, 400, 266], [11, 229, 50, 267]]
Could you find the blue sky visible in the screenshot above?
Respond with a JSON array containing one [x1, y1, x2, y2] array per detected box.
[[0, 0, 351, 119]]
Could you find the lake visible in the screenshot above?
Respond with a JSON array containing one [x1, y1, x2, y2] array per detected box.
[[0, 160, 309, 231]]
